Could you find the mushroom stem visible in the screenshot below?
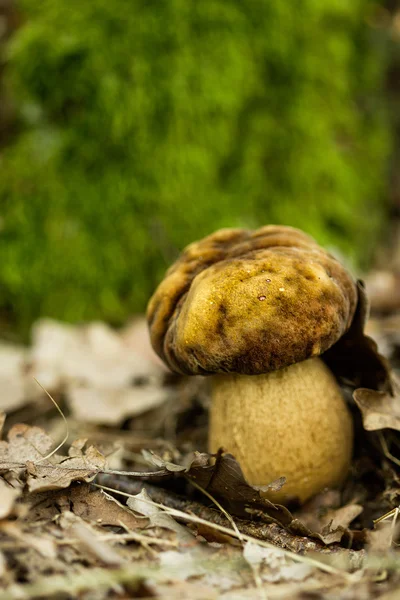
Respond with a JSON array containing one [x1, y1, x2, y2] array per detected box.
[[208, 357, 353, 504]]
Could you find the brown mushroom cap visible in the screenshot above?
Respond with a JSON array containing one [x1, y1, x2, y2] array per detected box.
[[147, 225, 358, 375]]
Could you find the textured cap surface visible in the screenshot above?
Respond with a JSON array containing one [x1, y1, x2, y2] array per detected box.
[[147, 225, 358, 375]]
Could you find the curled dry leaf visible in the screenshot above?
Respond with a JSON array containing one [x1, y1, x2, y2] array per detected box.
[[141, 450, 187, 473], [314, 503, 364, 545]]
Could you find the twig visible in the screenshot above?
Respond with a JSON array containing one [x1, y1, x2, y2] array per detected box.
[[0, 461, 170, 479]]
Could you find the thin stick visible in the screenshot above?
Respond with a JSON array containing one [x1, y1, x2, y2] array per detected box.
[[33, 378, 69, 463], [0, 461, 168, 478], [390, 507, 399, 546], [373, 508, 398, 526]]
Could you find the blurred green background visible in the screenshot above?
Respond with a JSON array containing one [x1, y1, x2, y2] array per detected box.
[[0, 0, 396, 338]]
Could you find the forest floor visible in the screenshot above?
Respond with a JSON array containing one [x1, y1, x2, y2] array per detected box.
[[2, 234, 400, 598]]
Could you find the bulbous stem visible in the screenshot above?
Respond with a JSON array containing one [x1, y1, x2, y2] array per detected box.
[[208, 357, 353, 504]]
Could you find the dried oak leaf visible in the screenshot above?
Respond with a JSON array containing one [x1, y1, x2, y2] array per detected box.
[[296, 490, 365, 546], [0, 423, 53, 470], [27, 442, 106, 493], [0, 422, 106, 492]]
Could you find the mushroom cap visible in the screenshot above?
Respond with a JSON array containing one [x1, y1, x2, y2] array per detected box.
[[147, 225, 358, 375]]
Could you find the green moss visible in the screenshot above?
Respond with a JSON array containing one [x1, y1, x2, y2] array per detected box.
[[0, 0, 390, 337]]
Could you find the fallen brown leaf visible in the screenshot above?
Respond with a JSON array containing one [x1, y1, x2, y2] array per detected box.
[[316, 503, 364, 545], [65, 485, 148, 530], [0, 420, 106, 492], [27, 443, 106, 492], [0, 423, 53, 466]]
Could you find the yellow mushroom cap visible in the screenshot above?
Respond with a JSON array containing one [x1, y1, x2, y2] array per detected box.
[[147, 225, 358, 375]]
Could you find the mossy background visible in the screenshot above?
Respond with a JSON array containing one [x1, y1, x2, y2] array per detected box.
[[0, 0, 391, 337]]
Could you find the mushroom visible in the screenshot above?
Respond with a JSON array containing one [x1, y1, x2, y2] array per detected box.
[[146, 225, 358, 504]]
